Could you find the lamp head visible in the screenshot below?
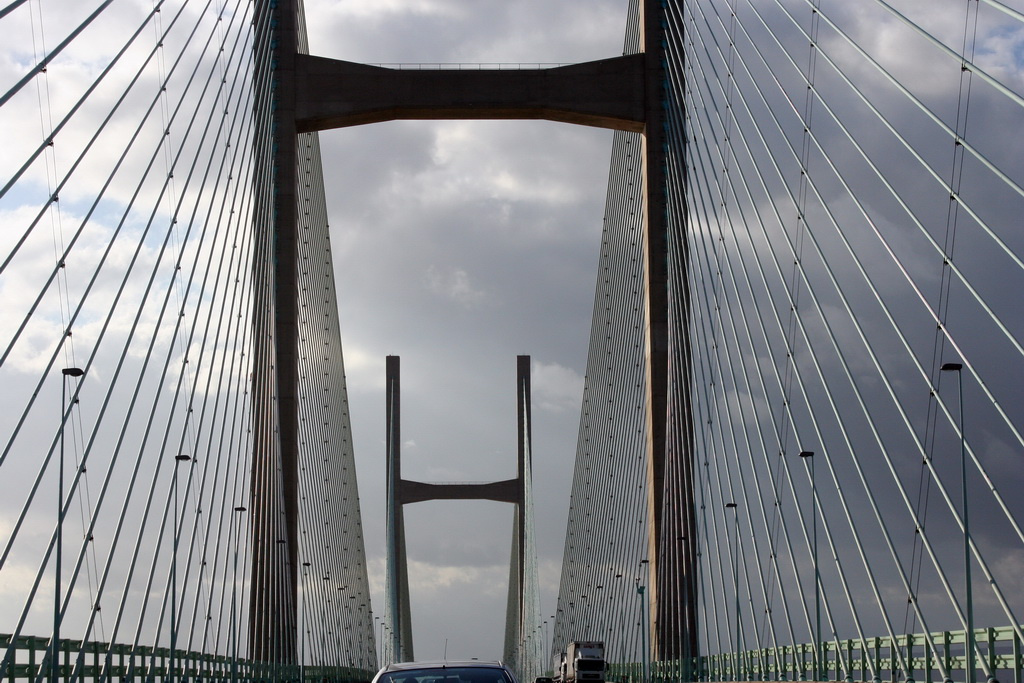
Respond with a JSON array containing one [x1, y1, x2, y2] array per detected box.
[[941, 362, 963, 372], [62, 367, 84, 377]]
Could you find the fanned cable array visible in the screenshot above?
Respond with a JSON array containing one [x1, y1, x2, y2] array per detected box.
[[0, 0, 375, 679], [675, 0, 1024, 675], [291, 0, 376, 674], [292, 127, 376, 675], [552, 127, 651, 672], [557, 0, 1024, 681], [552, 0, 653, 673]]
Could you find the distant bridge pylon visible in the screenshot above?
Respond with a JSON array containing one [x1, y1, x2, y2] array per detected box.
[[384, 355, 541, 674]]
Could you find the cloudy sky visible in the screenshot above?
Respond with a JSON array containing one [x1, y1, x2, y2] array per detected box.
[[299, 0, 631, 662]]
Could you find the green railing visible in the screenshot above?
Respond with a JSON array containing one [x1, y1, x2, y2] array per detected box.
[[607, 625, 1024, 683], [0, 634, 375, 683]]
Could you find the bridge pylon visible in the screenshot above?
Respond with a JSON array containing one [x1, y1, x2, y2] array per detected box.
[[260, 0, 693, 664], [384, 356, 535, 665]]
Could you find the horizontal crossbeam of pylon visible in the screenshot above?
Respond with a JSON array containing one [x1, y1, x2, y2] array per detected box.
[[293, 53, 646, 133], [397, 478, 521, 505]]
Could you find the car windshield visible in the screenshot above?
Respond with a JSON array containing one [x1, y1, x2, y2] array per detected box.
[[378, 667, 512, 683]]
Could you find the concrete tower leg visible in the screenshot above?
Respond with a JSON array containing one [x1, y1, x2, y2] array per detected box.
[[640, 0, 699, 665], [250, 0, 299, 665], [386, 356, 414, 662], [504, 357, 531, 662]]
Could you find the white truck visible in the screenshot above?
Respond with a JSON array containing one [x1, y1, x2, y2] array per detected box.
[[553, 651, 567, 683], [563, 641, 605, 683]]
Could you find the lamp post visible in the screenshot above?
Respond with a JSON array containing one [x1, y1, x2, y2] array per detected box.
[[941, 363, 974, 683], [637, 580, 648, 683], [171, 455, 191, 682], [302, 561, 311, 683], [799, 451, 819, 682], [542, 621, 549, 670], [54, 367, 84, 683], [551, 615, 558, 671], [231, 506, 246, 683], [726, 502, 739, 681]]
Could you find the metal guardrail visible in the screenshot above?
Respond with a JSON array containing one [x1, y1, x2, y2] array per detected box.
[[0, 634, 375, 683], [607, 625, 1024, 683]]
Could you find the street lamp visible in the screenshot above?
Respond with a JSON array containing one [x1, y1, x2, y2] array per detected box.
[[231, 506, 246, 683], [375, 616, 382, 668], [726, 502, 740, 681], [542, 620, 549, 669], [636, 579, 648, 683], [171, 454, 191, 682], [54, 367, 83, 683], [302, 561, 311, 683], [942, 362, 974, 683], [799, 451, 819, 682]]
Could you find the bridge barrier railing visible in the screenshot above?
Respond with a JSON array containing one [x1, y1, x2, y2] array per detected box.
[[0, 634, 375, 683], [606, 624, 1023, 682]]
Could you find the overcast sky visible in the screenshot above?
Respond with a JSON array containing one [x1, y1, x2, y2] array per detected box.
[[299, 0, 631, 662]]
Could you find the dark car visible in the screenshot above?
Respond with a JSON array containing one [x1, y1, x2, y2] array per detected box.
[[371, 661, 519, 683]]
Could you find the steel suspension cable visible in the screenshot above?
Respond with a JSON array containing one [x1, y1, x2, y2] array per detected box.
[[680, 3, 1023, 681]]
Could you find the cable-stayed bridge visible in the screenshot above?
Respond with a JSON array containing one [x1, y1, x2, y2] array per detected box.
[[1, 1, 1022, 683]]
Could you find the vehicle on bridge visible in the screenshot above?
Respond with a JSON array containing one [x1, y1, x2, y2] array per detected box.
[[371, 660, 519, 683], [552, 651, 566, 683], [552, 651, 566, 682], [558, 641, 605, 683]]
